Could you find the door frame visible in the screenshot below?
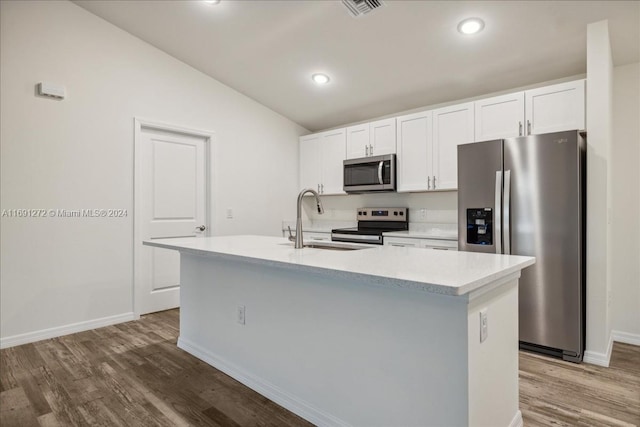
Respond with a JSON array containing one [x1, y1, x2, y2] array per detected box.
[[133, 117, 214, 317]]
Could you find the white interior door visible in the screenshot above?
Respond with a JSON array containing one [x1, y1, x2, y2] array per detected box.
[[136, 124, 208, 315]]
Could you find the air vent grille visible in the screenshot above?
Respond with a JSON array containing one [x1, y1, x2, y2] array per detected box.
[[341, 0, 385, 18]]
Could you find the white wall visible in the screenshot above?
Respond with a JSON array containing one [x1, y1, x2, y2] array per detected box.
[[611, 62, 640, 342], [584, 20, 614, 365], [0, 1, 306, 345]]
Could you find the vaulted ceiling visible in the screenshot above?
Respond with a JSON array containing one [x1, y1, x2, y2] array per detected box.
[[74, 1, 639, 131]]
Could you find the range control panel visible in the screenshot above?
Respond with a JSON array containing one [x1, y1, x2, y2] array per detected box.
[[466, 208, 493, 245], [357, 207, 408, 222]]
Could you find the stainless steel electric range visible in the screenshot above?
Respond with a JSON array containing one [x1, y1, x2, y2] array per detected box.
[[331, 208, 409, 245]]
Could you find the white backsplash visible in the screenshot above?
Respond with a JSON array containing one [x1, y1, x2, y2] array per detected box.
[[300, 191, 458, 225]]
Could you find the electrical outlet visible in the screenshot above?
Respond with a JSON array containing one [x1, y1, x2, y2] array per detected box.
[[226, 208, 233, 219], [480, 308, 488, 343], [420, 209, 427, 219], [237, 305, 246, 325]]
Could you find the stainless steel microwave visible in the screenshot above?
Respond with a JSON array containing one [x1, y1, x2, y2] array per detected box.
[[343, 154, 396, 193]]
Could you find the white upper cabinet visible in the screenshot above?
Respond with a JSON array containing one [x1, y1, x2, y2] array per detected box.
[[525, 80, 585, 135], [369, 118, 397, 157], [474, 80, 585, 142], [346, 123, 370, 159], [475, 92, 525, 142], [433, 102, 474, 190], [320, 129, 347, 195], [396, 111, 433, 192], [346, 118, 396, 159], [299, 129, 346, 195], [299, 134, 321, 192]]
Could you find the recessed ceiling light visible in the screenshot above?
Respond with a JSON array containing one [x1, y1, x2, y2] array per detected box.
[[312, 73, 330, 85], [457, 18, 485, 35], [204, 0, 220, 5]]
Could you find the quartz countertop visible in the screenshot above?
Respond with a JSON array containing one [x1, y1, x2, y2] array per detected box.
[[144, 235, 534, 297]]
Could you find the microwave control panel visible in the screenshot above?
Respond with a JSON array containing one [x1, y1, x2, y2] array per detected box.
[[467, 208, 493, 245]]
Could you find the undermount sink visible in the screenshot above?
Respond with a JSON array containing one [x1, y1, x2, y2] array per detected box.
[[280, 242, 371, 251]]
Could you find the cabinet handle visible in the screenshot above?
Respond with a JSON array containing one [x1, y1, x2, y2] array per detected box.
[[527, 120, 531, 135], [321, 183, 324, 194], [433, 176, 436, 189], [365, 145, 369, 156], [317, 184, 320, 193], [370, 144, 374, 155], [519, 121, 523, 136], [427, 176, 431, 190]]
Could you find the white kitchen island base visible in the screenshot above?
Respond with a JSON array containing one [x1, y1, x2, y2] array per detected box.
[[145, 235, 534, 427]]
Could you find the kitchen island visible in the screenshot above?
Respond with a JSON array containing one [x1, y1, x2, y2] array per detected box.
[[144, 235, 534, 427]]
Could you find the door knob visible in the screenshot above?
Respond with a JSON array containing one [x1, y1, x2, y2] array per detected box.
[[196, 225, 206, 232]]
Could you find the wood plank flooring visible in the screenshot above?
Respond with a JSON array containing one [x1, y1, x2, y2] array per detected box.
[[519, 342, 640, 426], [1, 309, 638, 426]]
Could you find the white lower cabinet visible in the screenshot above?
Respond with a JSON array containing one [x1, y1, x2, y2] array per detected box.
[[299, 129, 346, 195], [384, 237, 421, 248], [304, 232, 332, 242], [281, 230, 331, 242], [384, 236, 457, 250]]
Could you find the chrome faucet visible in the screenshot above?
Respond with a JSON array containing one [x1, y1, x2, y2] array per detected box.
[[294, 188, 324, 249]]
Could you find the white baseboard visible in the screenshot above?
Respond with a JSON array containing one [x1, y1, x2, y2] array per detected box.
[[177, 337, 350, 427], [583, 333, 614, 367], [612, 330, 640, 346], [0, 312, 138, 349], [509, 410, 523, 427]]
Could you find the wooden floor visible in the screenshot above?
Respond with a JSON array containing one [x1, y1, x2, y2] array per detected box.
[[1, 310, 638, 427]]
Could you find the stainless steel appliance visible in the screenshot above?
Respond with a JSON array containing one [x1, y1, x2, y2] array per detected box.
[[343, 154, 396, 193], [332, 207, 408, 245], [457, 130, 586, 362]]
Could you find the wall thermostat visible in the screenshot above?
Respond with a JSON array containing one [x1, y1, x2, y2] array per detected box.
[[37, 82, 65, 100]]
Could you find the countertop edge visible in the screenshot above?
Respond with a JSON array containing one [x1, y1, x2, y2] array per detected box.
[[143, 239, 533, 297]]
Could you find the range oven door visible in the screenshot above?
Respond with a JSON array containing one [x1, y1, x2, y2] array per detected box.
[[343, 154, 396, 193], [331, 232, 383, 245]]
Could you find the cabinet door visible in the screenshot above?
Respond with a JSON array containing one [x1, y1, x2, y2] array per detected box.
[[419, 239, 458, 251], [299, 134, 322, 192], [475, 92, 525, 142], [346, 124, 370, 159], [370, 118, 396, 156], [433, 102, 474, 190], [320, 129, 346, 195], [525, 80, 585, 135], [305, 232, 331, 242], [396, 111, 433, 192], [384, 237, 420, 247]]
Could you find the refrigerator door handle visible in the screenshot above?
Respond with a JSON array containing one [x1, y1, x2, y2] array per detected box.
[[495, 171, 503, 254], [503, 170, 511, 255]]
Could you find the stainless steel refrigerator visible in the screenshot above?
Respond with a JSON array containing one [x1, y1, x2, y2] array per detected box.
[[457, 130, 586, 362]]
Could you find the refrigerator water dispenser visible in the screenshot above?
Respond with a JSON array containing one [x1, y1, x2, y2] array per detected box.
[[466, 208, 493, 245]]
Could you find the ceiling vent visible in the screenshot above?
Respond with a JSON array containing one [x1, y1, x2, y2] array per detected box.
[[341, 0, 385, 18]]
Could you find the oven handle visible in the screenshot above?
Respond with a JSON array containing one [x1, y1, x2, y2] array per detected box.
[[332, 233, 382, 243], [378, 161, 384, 185]]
